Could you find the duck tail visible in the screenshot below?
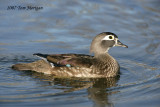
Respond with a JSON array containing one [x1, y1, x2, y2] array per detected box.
[[12, 63, 33, 71], [12, 60, 53, 74]]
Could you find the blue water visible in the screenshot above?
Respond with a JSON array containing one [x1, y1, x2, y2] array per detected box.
[[0, 0, 160, 107]]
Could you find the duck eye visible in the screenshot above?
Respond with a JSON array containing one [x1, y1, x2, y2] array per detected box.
[[102, 35, 115, 41], [109, 36, 113, 39]]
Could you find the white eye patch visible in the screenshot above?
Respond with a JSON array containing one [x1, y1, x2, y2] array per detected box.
[[102, 35, 115, 40]]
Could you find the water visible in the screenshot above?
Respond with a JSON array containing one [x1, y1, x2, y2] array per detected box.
[[0, 0, 160, 107]]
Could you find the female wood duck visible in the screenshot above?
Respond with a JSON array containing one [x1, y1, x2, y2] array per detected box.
[[12, 32, 128, 77]]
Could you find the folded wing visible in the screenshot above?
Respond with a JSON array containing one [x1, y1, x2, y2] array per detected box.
[[33, 53, 93, 68]]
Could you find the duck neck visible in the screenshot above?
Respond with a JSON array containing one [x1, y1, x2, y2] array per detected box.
[[94, 52, 119, 69], [93, 52, 120, 77], [94, 52, 112, 59]]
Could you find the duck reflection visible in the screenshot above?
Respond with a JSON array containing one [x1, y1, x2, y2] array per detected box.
[[27, 72, 119, 107], [88, 77, 119, 107]]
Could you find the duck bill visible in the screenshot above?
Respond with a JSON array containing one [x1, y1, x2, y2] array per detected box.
[[115, 40, 128, 48]]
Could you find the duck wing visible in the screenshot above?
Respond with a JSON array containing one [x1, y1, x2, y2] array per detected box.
[[33, 53, 93, 68]]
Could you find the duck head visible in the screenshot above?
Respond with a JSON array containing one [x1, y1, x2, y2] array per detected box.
[[90, 32, 128, 55]]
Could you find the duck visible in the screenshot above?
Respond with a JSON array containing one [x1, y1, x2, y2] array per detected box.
[[12, 32, 128, 78]]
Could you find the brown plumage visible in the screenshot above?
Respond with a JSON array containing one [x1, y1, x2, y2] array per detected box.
[[12, 32, 128, 77]]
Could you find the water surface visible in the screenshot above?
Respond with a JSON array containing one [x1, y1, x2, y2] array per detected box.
[[0, 0, 160, 107]]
